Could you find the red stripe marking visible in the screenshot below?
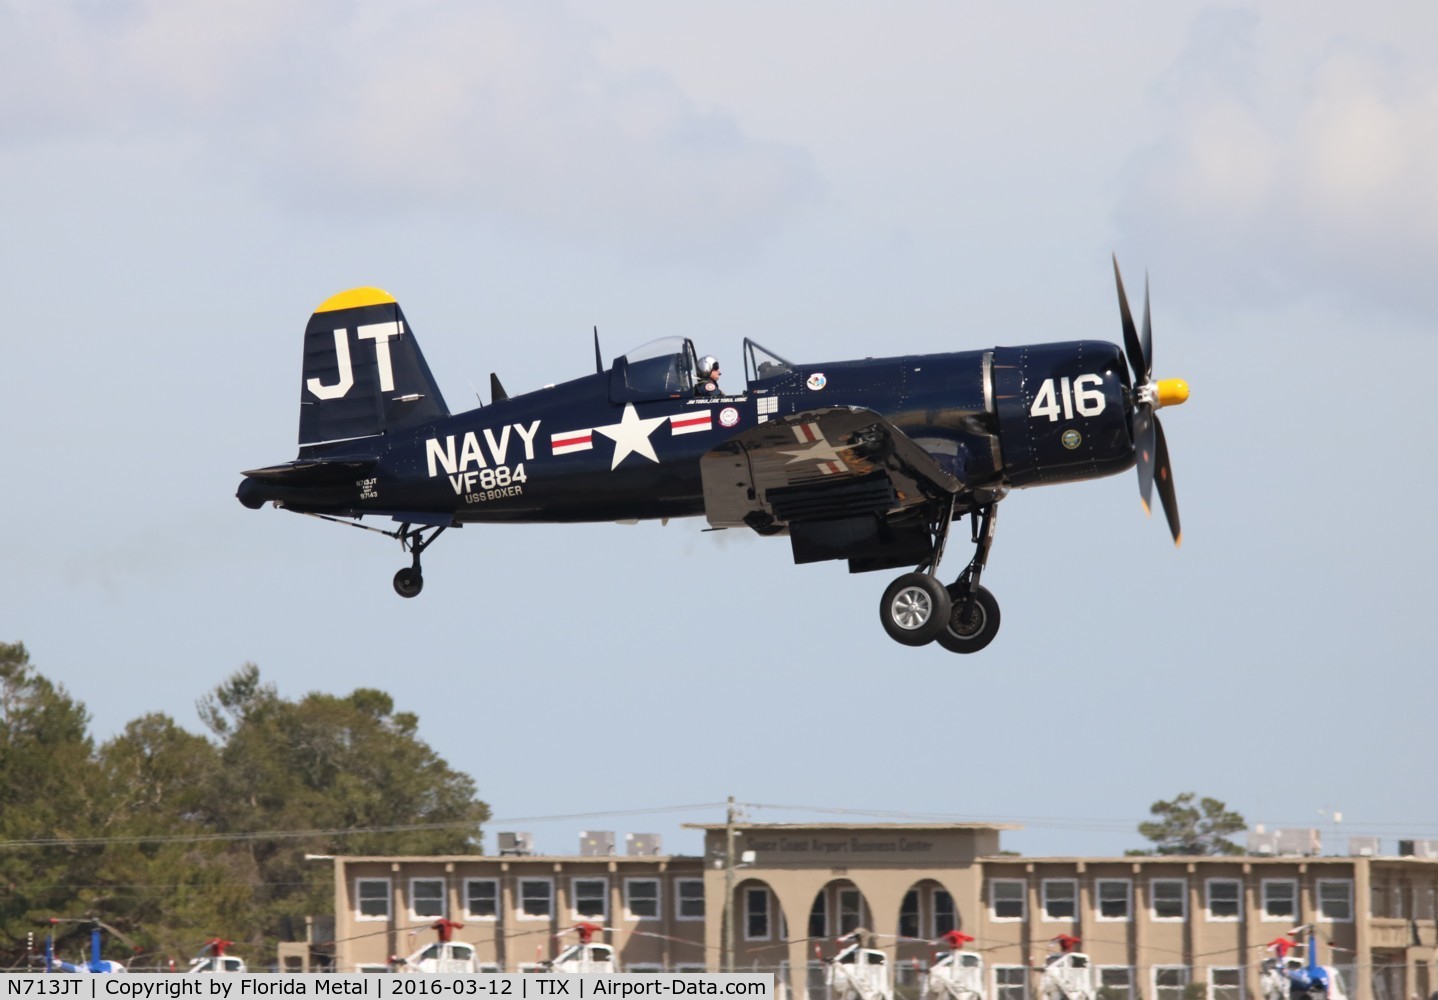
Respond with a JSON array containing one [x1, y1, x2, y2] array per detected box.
[[671, 415, 711, 429], [553, 434, 591, 449], [800, 423, 818, 442]]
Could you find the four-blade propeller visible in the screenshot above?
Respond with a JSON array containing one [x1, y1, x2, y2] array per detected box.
[[1114, 256, 1188, 546]]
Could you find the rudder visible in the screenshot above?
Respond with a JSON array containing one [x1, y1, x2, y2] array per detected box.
[[298, 287, 449, 453]]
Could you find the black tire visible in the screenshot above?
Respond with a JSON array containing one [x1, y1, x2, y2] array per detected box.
[[393, 567, 424, 598], [879, 573, 952, 646], [936, 584, 1000, 653]]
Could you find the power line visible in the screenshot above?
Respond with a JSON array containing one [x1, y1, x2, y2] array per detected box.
[[0, 803, 729, 851]]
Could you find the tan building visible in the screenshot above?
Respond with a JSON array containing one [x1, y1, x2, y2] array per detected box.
[[302, 822, 1438, 1000]]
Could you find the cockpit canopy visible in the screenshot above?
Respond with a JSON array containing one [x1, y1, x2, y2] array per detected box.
[[608, 335, 795, 402], [744, 339, 792, 383], [611, 337, 697, 402]]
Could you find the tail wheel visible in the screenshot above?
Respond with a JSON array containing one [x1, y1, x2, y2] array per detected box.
[[393, 567, 424, 598], [936, 584, 1000, 654], [879, 572, 952, 646]]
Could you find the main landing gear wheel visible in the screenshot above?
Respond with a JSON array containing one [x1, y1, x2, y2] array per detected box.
[[393, 567, 424, 598], [937, 584, 1000, 654], [879, 572, 952, 646]]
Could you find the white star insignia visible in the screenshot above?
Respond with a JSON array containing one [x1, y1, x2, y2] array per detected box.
[[779, 437, 849, 467], [593, 403, 668, 470]]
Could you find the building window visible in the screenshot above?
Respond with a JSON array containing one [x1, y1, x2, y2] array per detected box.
[[1153, 967, 1189, 1000], [995, 966, 1028, 1000], [625, 879, 659, 920], [808, 962, 829, 995], [900, 890, 921, 939], [465, 879, 498, 920], [410, 878, 445, 918], [1043, 879, 1077, 920], [1098, 967, 1133, 1000], [1317, 880, 1353, 921], [1150, 879, 1186, 921], [838, 888, 863, 935], [1206, 879, 1241, 921], [991, 880, 1025, 921], [356, 878, 391, 920], [676, 880, 704, 920], [1096, 880, 1131, 921], [519, 879, 553, 919], [1262, 880, 1297, 921], [933, 889, 957, 935], [572, 878, 608, 920], [1209, 968, 1243, 1000], [745, 887, 770, 940], [809, 892, 828, 939]]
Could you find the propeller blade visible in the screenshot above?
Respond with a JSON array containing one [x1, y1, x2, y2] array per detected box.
[[1154, 417, 1181, 546], [1140, 274, 1153, 382], [1135, 404, 1156, 515], [1112, 255, 1148, 383]]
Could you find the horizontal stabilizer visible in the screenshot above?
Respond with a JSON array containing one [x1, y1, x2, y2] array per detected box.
[[241, 459, 376, 486]]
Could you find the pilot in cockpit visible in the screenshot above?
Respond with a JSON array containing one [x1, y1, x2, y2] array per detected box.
[[694, 355, 723, 396]]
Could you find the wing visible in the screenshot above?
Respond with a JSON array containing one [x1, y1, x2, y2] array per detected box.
[[701, 407, 962, 570]]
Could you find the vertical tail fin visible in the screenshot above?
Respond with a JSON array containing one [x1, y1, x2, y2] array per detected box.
[[298, 287, 449, 453]]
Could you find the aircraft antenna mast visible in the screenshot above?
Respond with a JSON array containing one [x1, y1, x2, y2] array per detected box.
[[594, 327, 603, 374]]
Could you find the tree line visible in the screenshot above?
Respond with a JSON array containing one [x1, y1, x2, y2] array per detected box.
[[0, 641, 489, 970]]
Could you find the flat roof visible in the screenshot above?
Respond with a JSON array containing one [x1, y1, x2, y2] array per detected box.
[[330, 856, 700, 863], [684, 822, 1020, 832], [979, 854, 1438, 863]]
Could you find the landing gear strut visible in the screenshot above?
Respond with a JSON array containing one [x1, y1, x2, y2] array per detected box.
[[392, 523, 446, 599], [877, 501, 1002, 653], [297, 512, 453, 599], [938, 505, 1001, 653]]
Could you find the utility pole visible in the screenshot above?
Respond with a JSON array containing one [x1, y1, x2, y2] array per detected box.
[[723, 796, 737, 973]]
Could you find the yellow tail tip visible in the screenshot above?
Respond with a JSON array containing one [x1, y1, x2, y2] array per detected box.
[[314, 286, 396, 313]]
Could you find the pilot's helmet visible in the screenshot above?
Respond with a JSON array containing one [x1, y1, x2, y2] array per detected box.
[[697, 355, 719, 377]]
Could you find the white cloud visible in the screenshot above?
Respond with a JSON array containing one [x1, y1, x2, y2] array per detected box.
[[0, 0, 818, 258], [1117, 5, 1438, 320]]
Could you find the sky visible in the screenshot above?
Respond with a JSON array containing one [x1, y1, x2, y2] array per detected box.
[[3, 0, 1436, 864]]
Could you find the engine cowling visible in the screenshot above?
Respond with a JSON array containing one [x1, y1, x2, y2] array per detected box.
[[991, 341, 1135, 489]]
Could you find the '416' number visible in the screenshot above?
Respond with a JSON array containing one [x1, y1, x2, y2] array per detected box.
[[1029, 375, 1104, 422]]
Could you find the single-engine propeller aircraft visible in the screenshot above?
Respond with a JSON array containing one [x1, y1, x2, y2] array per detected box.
[[238, 257, 1188, 653]]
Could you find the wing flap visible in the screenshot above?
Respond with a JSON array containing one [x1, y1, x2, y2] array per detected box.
[[700, 407, 961, 531]]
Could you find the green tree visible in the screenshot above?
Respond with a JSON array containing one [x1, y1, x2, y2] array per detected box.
[[0, 653, 490, 969], [92, 712, 238, 965], [1137, 792, 1245, 855], [198, 665, 490, 960], [0, 641, 105, 961]]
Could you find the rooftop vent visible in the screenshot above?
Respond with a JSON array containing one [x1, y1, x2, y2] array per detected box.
[[626, 833, 663, 856], [1274, 828, 1322, 856], [579, 831, 616, 856], [497, 832, 534, 856], [1347, 836, 1381, 857]]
